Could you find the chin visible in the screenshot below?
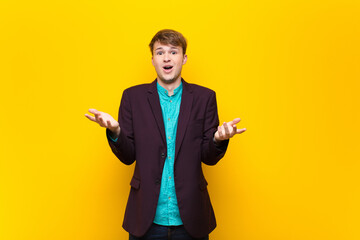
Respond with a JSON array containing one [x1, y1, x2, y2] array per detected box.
[[159, 76, 177, 84]]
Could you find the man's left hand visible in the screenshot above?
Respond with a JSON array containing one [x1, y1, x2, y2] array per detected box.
[[214, 118, 246, 143]]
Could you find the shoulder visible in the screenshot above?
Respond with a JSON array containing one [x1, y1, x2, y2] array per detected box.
[[185, 81, 216, 97], [123, 83, 152, 94], [119, 82, 154, 106], [120, 82, 156, 101]]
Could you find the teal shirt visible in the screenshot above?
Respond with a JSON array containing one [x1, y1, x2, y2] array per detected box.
[[153, 81, 183, 226], [108, 81, 183, 226]]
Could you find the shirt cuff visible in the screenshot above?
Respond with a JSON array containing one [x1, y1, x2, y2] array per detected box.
[[107, 128, 118, 142]]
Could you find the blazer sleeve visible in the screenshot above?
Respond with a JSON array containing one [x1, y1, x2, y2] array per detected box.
[[106, 89, 136, 165], [201, 91, 229, 165]]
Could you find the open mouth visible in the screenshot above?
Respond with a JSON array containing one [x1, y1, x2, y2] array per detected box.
[[163, 65, 173, 71]]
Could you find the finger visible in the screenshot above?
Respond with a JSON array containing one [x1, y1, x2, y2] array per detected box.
[[94, 111, 102, 118], [102, 119, 110, 128], [217, 126, 223, 139], [98, 117, 106, 127], [225, 118, 240, 126], [236, 128, 247, 134], [231, 118, 241, 125], [88, 108, 99, 114], [107, 120, 112, 128], [223, 122, 230, 138], [85, 114, 96, 122], [94, 112, 103, 122], [232, 124, 237, 134]]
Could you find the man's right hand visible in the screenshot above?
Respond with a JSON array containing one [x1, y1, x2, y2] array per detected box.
[[85, 108, 121, 139]]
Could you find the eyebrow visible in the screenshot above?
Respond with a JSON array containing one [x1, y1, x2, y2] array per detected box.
[[155, 47, 179, 51]]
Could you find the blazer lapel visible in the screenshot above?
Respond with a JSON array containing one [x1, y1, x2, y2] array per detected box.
[[147, 80, 166, 145], [175, 79, 193, 160]]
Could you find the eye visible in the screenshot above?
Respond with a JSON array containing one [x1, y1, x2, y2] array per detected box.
[[171, 51, 177, 55], [156, 52, 163, 55]]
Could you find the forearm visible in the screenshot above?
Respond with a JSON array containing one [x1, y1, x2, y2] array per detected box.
[[106, 128, 135, 165], [202, 131, 229, 165]]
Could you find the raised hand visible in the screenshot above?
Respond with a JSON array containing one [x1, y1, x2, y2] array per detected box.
[[214, 118, 246, 143], [85, 108, 120, 137]]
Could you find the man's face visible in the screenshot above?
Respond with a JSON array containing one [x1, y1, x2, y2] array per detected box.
[[152, 41, 187, 85]]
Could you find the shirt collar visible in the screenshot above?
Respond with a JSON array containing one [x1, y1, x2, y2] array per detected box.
[[157, 81, 183, 97]]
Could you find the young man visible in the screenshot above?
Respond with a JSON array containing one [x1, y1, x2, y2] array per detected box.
[[85, 29, 246, 240]]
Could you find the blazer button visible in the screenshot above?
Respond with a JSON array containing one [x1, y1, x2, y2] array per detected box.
[[161, 153, 165, 158], [155, 179, 161, 185]]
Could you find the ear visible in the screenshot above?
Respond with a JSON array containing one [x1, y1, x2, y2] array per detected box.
[[151, 56, 154, 66], [182, 54, 188, 65]]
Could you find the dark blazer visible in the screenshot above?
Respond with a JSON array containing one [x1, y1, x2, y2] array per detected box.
[[106, 78, 229, 238]]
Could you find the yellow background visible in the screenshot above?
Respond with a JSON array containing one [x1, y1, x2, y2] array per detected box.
[[1, 0, 359, 239]]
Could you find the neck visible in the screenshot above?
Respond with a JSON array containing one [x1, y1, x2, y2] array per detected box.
[[157, 77, 182, 96]]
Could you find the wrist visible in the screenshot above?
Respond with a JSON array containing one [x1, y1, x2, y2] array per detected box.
[[213, 136, 222, 146], [109, 126, 120, 138]]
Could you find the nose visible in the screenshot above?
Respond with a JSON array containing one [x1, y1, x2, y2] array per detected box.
[[163, 53, 171, 62]]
